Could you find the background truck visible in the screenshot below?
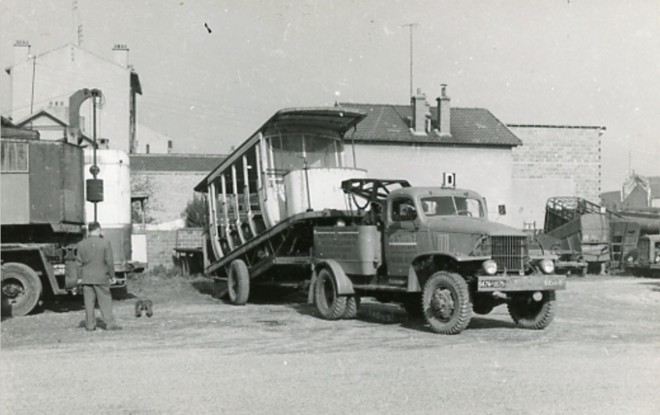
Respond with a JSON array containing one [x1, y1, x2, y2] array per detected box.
[[195, 107, 566, 334]]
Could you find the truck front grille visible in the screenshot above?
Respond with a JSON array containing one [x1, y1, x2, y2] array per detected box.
[[490, 236, 527, 272]]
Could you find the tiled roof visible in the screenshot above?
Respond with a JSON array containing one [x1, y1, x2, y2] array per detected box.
[[340, 103, 521, 147], [130, 154, 226, 172]]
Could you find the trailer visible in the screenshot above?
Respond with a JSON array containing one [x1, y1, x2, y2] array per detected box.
[[196, 107, 566, 334], [194, 107, 369, 302]]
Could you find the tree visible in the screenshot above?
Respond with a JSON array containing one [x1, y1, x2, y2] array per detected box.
[[183, 194, 208, 228]]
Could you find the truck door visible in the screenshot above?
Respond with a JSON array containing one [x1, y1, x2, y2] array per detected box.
[[385, 196, 419, 276]]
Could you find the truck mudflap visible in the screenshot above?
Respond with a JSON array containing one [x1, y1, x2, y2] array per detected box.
[[477, 275, 566, 292]]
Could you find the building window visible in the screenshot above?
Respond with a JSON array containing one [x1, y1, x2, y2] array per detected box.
[[146, 144, 150, 154], [1, 141, 29, 172], [167, 140, 173, 152]]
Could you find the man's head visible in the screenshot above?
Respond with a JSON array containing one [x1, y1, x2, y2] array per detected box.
[[87, 221, 101, 235]]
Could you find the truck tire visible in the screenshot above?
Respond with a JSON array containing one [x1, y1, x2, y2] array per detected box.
[[343, 296, 360, 319], [1, 263, 43, 317], [507, 291, 556, 330], [227, 259, 250, 305], [314, 268, 347, 320], [422, 272, 472, 334]]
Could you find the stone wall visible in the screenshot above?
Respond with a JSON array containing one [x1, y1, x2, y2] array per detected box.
[[132, 171, 207, 225]]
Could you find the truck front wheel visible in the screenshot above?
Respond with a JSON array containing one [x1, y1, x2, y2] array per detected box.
[[314, 268, 347, 320], [422, 272, 472, 334], [1, 263, 43, 317], [227, 259, 250, 305], [507, 291, 556, 329]]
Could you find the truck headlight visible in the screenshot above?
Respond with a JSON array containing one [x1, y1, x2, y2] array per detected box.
[[539, 258, 555, 274], [482, 259, 497, 275]]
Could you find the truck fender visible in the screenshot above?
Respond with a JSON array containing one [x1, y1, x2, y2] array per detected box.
[[406, 252, 489, 292], [308, 259, 355, 304]]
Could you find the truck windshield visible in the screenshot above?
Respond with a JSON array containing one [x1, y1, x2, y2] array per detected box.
[[420, 196, 484, 218]]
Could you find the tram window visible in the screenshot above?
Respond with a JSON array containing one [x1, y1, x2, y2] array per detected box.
[[305, 136, 340, 168], [268, 133, 342, 172]]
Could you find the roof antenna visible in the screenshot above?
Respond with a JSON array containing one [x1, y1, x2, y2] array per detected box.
[[402, 23, 418, 99]]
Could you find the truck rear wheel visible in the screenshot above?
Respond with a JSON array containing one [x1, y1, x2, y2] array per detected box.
[[227, 259, 250, 305], [507, 291, 556, 329], [343, 296, 360, 319], [422, 272, 472, 334], [314, 268, 347, 320], [1, 263, 43, 317]]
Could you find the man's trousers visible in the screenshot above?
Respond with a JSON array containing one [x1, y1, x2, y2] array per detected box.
[[82, 284, 115, 330]]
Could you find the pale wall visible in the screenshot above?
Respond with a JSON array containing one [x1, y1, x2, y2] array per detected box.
[[510, 126, 603, 228], [348, 143, 516, 226]]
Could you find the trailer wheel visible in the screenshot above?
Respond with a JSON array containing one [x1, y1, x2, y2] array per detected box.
[[314, 268, 347, 320], [343, 296, 361, 319], [1, 263, 43, 317], [507, 291, 556, 330], [422, 272, 472, 334], [227, 259, 250, 305]]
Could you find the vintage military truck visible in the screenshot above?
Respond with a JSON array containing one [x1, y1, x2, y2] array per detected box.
[[309, 177, 566, 334]]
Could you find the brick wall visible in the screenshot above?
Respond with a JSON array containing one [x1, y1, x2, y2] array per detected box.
[[509, 125, 604, 228], [132, 171, 206, 224]]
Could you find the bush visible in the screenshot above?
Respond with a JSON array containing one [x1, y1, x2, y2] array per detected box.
[[183, 194, 208, 228]]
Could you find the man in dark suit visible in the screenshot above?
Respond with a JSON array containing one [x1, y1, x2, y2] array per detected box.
[[76, 222, 121, 331]]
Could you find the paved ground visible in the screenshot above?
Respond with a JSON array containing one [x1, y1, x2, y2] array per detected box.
[[1, 274, 660, 414]]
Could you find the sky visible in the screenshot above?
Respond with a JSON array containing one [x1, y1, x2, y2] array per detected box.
[[1, 0, 659, 191]]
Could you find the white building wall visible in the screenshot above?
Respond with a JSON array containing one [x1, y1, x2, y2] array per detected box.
[[9, 45, 132, 153], [136, 124, 172, 154], [348, 143, 516, 226]]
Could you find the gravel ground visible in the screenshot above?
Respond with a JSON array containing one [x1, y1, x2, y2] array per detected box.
[[1, 274, 660, 414]]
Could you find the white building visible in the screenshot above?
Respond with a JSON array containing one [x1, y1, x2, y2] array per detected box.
[[5, 41, 141, 153]]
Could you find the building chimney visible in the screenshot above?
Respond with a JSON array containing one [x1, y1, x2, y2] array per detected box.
[[13, 40, 31, 65], [112, 44, 129, 68], [411, 89, 429, 135], [436, 84, 451, 137]]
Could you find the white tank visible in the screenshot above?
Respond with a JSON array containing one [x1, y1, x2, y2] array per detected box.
[[84, 149, 131, 225]]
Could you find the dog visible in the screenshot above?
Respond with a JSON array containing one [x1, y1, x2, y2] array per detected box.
[[135, 299, 153, 318]]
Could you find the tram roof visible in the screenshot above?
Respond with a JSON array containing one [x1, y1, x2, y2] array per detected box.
[[195, 107, 367, 193]]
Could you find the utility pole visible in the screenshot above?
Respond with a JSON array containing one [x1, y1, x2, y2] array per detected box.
[[402, 23, 418, 98], [72, 0, 83, 46]]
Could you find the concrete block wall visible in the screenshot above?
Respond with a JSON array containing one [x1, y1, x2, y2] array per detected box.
[[508, 125, 604, 228], [510, 126, 603, 202], [132, 172, 206, 224], [145, 230, 177, 268]]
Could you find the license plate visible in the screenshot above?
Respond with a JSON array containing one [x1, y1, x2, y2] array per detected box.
[[478, 275, 566, 292]]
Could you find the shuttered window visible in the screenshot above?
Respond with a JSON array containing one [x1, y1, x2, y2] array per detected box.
[[1, 141, 29, 172]]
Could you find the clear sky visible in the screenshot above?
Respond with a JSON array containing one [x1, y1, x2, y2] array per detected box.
[[1, 0, 659, 191]]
